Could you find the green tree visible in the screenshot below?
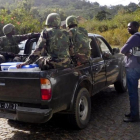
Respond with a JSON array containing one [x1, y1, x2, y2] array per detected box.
[[95, 10, 111, 21]]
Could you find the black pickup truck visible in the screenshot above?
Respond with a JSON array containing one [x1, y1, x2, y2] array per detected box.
[[0, 33, 127, 129]]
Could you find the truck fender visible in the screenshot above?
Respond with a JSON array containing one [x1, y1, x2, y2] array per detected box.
[[69, 75, 92, 112]]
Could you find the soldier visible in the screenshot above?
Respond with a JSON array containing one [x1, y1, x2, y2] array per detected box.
[[66, 15, 91, 66], [0, 23, 39, 63], [17, 13, 71, 70]]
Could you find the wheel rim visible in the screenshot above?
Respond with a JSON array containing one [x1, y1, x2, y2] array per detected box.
[[122, 71, 126, 87], [78, 95, 88, 121]]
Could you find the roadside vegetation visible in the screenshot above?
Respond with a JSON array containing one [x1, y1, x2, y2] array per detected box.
[[81, 9, 140, 47], [0, 0, 140, 47]]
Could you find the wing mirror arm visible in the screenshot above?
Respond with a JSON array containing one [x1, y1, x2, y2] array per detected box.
[[112, 48, 120, 54]]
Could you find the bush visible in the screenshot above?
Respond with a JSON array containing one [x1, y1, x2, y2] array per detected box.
[[0, 8, 42, 36], [80, 10, 140, 46]]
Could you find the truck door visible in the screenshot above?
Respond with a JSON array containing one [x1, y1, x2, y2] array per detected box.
[[96, 37, 119, 85], [90, 37, 106, 94]]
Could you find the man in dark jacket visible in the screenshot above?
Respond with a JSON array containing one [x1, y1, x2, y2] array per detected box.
[[121, 21, 140, 122]]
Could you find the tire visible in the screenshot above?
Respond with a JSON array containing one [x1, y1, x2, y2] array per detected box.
[[68, 88, 91, 129], [114, 66, 127, 93]]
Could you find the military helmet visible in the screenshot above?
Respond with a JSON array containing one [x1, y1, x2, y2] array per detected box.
[[3, 23, 15, 35], [45, 13, 61, 27], [66, 15, 78, 27]]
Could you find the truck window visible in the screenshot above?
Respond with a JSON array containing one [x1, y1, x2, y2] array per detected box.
[[90, 38, 101, 58], [18, 40, 36, 55], [96, 38, 111, 53], [96, 37, 112, 59]]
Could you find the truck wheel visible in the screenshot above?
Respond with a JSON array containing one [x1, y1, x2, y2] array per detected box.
[[69, 88, 91, 129], [114, 66, 127, 93]]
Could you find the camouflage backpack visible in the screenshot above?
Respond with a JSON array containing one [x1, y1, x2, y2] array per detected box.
[[69, 27, 91, 63], [44, 28, 70, 60]]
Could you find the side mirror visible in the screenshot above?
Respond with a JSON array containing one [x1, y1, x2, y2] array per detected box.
[[102, 51, 112, 59], [112, 48, 120, 54]]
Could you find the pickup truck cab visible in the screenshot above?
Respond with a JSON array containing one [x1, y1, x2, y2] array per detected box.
[[0, 33, 127, 129]]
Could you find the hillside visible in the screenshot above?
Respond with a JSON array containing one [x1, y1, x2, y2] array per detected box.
[[0, 0, 138, 19], [0, 0, 139, 46]]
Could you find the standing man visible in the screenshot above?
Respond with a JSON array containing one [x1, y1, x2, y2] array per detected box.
[[17, 13, 71, 69], [121, 21, 140, 122], [0, 23, 39, 63], [66, 15, 91, 66]]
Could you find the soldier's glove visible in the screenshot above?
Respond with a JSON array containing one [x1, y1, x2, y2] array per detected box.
[[38, 57, 49, 70]]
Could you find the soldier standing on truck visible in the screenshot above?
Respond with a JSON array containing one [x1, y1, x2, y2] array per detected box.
[[17, 13, 71, 70], [0, 23, 39, 63], [66, 15, 91, 66]]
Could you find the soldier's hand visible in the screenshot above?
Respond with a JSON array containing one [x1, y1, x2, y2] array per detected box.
[[16, 63, 26, 68]]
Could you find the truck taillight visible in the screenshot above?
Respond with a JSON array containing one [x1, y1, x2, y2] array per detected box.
[[40, 78, 52, 100]]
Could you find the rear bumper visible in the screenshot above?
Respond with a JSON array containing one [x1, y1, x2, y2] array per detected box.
[[0, 106, 52, 123]]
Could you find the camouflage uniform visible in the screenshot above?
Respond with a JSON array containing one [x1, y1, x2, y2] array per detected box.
[[66, 15, 91, 64], [0, 23, 39, 63], [24, 13, 71, 69], [0, 34, 38, 54]]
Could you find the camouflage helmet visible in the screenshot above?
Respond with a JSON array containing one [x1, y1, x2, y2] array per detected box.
[[66, 15, 78, 27], [45, 13, 61, 27], [3, 23, 15, 35]]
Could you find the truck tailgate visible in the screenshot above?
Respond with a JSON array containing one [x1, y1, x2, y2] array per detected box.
[[0, 72, 41, 103]]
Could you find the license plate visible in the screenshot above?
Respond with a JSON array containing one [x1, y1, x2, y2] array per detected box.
[[0, 102, 18, 112]]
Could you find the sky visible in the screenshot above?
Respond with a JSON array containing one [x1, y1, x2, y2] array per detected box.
[[88, 0, 139, 6]]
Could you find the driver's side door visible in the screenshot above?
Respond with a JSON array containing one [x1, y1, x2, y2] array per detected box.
[[96, 37, 120, 85]]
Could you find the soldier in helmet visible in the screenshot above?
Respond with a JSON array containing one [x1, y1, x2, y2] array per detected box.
[[66, 15, 91, 66], [0, 23, 39, 63], [17, 13, 71, 70]]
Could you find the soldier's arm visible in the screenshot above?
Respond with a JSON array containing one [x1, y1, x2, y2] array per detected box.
[[68, 30, 75, 56], [14, 33, 40, 43]]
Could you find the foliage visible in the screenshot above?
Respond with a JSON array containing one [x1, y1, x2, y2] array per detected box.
[[80, 7, 140, 46], [95, 10, 111, 21], [0, 0, 138, 20], [0, 8, 41, 36], [0, 0, 139, 47]]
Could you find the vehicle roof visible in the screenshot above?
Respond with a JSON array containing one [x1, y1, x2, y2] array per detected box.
[[88, 33, 102, 38]]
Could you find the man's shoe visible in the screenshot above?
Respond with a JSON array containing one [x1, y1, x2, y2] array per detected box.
[[123, 117, 139, 122], [125, 113, 131, 117]]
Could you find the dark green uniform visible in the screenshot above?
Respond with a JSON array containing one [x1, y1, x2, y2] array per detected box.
[[0, 34, 36, 54], [0, 33, 39, 63], [23, 13, 71, 69], [68, 27, 91, 64], [24, 27, 71, 69], [66, 15, 91, 65]]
